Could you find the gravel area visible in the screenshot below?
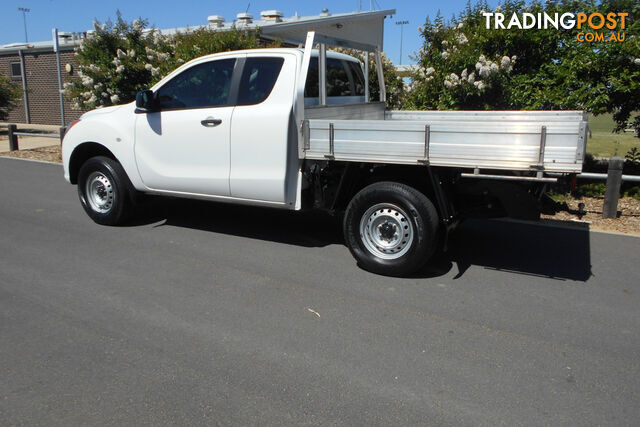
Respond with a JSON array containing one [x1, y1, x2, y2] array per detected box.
[[2, 145, 638, 235], [0, 144, 62, 163], [541, 196, 640, 236]]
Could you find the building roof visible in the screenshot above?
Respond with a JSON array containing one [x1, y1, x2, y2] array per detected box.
[[0, 8, 395, 56], [395, 64, 418, 77], [0, 38, 80, 55]]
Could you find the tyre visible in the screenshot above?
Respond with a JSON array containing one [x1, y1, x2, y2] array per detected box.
[[77, 156, 132, 226], [343, 181, 439, 276]]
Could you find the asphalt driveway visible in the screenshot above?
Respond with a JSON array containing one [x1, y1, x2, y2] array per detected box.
[[1, 157, 638, 425]]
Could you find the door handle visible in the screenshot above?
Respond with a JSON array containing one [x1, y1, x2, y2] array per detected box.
[[201, 118, 222, 127]]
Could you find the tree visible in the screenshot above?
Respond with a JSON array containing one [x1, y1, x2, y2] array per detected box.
[[405, 0, 640, 136], [0, 74, 21, 121], [65, 12, 263, 110]]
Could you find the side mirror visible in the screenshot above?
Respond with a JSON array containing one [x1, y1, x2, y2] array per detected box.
[[135, 90, 156, 111]]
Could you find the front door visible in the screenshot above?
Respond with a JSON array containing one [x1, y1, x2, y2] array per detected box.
[[134, 58, 236, 196]]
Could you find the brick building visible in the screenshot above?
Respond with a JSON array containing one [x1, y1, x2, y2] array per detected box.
[[1, 37, 83, 125], [1, 9, 393, 125]]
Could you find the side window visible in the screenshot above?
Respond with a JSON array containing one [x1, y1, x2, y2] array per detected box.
[[304, 58, 319, 98], [155, 58, 235, 110], [237, 57, 284, 106]]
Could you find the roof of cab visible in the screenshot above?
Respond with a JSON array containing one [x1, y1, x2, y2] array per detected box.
[[181, 47, 359, 64]]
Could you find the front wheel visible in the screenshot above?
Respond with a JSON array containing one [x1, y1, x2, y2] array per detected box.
[[343, 182, 439, 276], [77, 156, 132, 226]]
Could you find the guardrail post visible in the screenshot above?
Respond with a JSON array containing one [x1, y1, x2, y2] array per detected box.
[[603, 157, 624, 219], [7, 124, 19, 151], [59, 126, 67, 144]]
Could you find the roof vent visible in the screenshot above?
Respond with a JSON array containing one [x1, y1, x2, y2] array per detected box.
[[320, 8, 331, 16], [260, 10, 283, 22], [207, 15, 225, 27], [236, 12, 253, 25], [57, 32, 73, 44]]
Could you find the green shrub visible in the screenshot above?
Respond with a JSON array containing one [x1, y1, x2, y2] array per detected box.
[[624, 186, 640, 200], [405, 0, 640, 137], [626, 147, 640, 164], [0, 74, 21, 121], [574, 183, 607, 198], [546, 191, 572, 203]]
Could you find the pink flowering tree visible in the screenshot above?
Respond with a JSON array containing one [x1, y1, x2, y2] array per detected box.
[[64, 13, 153, 110]]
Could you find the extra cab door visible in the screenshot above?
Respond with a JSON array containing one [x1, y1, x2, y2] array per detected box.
[[134, 57, 239, 196], [229, 53, 297, 203]]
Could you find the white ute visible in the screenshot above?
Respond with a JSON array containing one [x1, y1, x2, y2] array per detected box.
[[62, 37, 588, 276]]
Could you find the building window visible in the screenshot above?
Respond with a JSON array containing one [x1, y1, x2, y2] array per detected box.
[[10, 62, 22, 80]]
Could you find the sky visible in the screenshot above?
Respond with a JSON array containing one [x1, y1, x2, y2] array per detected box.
[[0, 0, 498, 65]]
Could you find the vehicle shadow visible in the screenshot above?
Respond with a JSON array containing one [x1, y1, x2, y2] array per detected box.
[[133, 198, 592, 282], [434, 219, 592, 282], [132, 197, 343, 247]]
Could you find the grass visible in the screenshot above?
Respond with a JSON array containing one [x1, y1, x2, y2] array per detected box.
[[586, 113, 639, 158]]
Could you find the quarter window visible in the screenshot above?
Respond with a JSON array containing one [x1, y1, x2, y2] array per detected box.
[[237, 57, 284, 105], [156, 58, 235, 110], [305, 58, 319, 98]]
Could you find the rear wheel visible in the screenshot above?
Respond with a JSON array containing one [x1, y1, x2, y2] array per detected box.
[[77, 156, 132, 225], [343, 181, 439, 276]]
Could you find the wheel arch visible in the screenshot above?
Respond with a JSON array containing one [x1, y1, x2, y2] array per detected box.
[[68, 142, 117, 185], [331, 163, 442, 213]]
